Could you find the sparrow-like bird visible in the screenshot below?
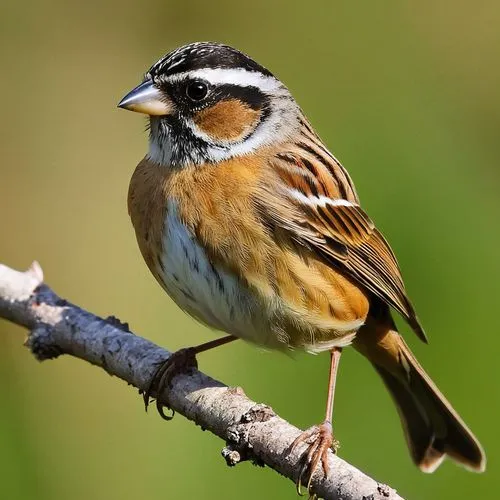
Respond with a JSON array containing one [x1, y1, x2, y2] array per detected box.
[[118, 42, 485, 490]]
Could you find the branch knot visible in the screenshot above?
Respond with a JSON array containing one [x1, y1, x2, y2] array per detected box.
[[25, 324, 63, 360]]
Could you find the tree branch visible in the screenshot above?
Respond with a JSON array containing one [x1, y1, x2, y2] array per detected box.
[[0, 262, 403, 500]]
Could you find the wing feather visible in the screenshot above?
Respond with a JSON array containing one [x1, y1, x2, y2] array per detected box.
[[264, 145, 427, 342]]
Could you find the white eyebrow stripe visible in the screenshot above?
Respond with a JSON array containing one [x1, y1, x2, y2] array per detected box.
[[286, 188, 355, 208], [166, 68, 283, 92]]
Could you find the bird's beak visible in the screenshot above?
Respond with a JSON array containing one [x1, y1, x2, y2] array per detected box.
[[118, 80, 173, 116]]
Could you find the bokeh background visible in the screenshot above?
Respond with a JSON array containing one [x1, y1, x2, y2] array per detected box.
[[1, 1, 499, 498]]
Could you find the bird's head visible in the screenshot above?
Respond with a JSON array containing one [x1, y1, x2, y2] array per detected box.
[[118, 42, 301, 166]]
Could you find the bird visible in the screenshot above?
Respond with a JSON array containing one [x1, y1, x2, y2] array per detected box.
[[118, 41, 486, 491]]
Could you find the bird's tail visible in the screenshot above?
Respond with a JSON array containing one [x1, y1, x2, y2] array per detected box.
[[353, 317, 486, 473]]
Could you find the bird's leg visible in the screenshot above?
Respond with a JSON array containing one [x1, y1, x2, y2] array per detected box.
[[143, 335, 237, 420], [291, 347, 342, 496]]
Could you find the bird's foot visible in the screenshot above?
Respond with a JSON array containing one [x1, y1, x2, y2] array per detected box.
[[142, 347, 198, 420], [290, 420, 339, 497]]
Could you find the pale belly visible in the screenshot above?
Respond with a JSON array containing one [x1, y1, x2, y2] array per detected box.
[[156, 201, 363, 352], [157, 202, 267, 342]]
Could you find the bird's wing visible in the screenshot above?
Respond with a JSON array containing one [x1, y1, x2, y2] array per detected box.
[[259, 146, 427, 342]]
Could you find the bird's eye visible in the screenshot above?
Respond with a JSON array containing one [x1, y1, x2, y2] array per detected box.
[[186, 81, 209, 101]]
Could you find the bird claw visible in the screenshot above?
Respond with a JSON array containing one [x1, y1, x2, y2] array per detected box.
[[290, 421, 338, 497], [142, 347, 198, 420]]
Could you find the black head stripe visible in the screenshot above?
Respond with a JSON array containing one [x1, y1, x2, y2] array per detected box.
[[212, 84, 270, 110], [148, 42, 274, 79]]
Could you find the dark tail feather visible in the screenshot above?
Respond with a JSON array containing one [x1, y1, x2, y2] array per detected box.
[[372, 334, 485, 473]]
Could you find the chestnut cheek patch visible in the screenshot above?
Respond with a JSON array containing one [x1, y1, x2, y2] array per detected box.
[[193, 99, 261, 142]]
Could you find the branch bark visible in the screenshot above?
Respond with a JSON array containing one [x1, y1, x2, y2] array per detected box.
[[0, 262, 403, 500]]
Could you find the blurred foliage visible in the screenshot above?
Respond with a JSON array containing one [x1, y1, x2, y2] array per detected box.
[[1, 1, 499, 498]]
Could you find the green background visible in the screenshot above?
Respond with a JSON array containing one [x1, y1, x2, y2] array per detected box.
[[1, 1, 498, 498]]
